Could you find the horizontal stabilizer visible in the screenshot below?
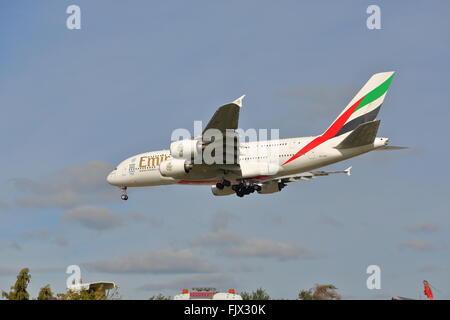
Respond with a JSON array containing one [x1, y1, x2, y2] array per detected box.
[[336, 120, 380, 149], [375, 146, 408, 150]]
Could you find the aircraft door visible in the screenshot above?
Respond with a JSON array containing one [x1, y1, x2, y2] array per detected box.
[[307, 150, 315, 160]]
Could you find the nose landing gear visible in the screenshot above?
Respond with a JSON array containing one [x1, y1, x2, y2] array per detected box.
[[120, 187, 128, 200]]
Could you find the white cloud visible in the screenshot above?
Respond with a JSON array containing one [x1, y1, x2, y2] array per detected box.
[[191, 231, 243, 247], [22, 229, 69, 247], [230, 263, 263, 273], [13, 160, 116, 208], [400, 239, 434, 251], [0, 266, 19, 276], [87, 249, 215, 274], [63, 206, 123, 230], [0, 241, 22, 252], [407, 223, 440, 233], [138, 273, 236, 292], [0, 266, 63, 276], [62, 205, 160, 231], [225, 239, 315, 261], [192, 228, 315, 261], [210, 211, 238, 232]]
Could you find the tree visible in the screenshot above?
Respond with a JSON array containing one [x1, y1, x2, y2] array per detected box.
[[2, 268, 31, 300], [37, 285, 54, 300], [57, 286, 120, 300], [240, 288, 270, 300], [298, 284, 341, 300], [149, 294, 170, 300], [57, 289, 104, 300]]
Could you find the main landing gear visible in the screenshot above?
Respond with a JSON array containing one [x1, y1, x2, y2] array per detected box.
[[120, 186, 128, 201], [215, 179, 260, 197], [232, 182, 261, 197], [215, 180, 231, 190]]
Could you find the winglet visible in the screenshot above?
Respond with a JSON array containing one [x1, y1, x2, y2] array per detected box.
[[345, 166, 352, 176], [232, 95, 245, 108]]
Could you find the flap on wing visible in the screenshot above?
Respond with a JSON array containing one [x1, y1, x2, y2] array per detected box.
[[257, 166, 352, 183], [335, 120, 380, 149], [203, 95, 245, 134]]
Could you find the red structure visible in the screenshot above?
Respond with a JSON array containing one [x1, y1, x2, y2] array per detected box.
[[423, 280, 434, 300]]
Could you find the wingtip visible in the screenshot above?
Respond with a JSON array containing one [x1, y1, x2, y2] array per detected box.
[[345, 166, 352, 176], [232, 95, 246, 107]]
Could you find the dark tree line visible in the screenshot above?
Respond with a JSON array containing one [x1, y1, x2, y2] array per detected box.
[[1, 268, 341, 300], [1, 268, 119, 300]]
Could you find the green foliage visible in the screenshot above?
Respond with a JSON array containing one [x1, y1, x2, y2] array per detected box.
[[2, 268, 31, 300], [57, 286, 120, 300], [240, 288, 270, 300], [57, 288, 106, 300], [298, 284, 341, 300], [37, 284, 54, 300], [149, 294, 170, 300]]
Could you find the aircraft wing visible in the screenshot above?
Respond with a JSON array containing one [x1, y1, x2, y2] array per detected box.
[[203, 95, 245, 134], [198, 95, 245, 167], [260, 166, 352, 183]]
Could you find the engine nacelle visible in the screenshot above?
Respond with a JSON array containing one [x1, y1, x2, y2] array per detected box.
[[257, 181, 286, 194], [170, 140, 202, 160], [211, 185, 235, 196], [159, 159, 192, 178]]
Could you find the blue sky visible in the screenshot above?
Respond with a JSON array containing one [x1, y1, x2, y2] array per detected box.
[[1, 0, 450, 299]]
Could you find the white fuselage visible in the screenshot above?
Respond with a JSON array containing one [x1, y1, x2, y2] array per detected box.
[[106, 135, 388, 188]]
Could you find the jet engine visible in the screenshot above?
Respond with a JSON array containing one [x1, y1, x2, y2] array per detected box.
[[170, 140, 202, 160], [159, 158, 193, 178], [211, 185, 235, 196], [257, 181, 287, 194]]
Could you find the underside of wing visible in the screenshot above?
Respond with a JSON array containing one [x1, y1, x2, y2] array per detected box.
[[203, 95, 245, 134], [256, 166, 352, 184]]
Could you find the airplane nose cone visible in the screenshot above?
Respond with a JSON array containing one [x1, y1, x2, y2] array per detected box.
[[106, 171, 116, 185]]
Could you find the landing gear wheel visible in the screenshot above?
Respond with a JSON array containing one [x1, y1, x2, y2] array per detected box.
[[223, 180, 231, 187], [216, 182, 224, 190], [120, 186, 128, 200], [236, 191, 244, 197]]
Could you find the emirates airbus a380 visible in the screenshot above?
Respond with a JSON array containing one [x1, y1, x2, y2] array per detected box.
[[107, 72, 404, 199]]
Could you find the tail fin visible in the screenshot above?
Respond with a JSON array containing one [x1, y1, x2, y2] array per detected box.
[[324, 71, 395, 139], [282, 71, 395, 165]]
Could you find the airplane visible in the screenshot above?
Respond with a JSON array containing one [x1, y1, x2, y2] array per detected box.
[[107, 71, 404, 199]]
